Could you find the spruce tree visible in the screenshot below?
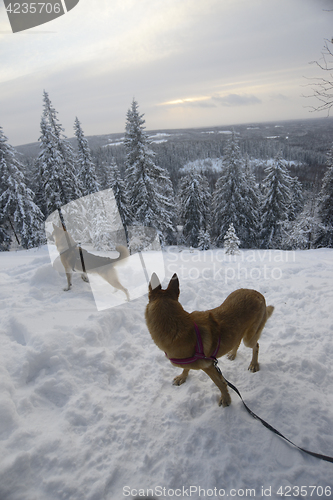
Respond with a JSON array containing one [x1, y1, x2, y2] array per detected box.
[[224, 223, 240, 255], [288, 176, 304, 221], [283, 208, 322, 250], [106, 158, 133, 244], [0, 126, 44, 249], [178, 167, 211, 248], [74, 117, 99, 196], [36, 116, 65, 215], [36, 91, 81, 216], [242, 154, 260, 247], [317, 145, 333, 247], [212, 133, 252, 247], [260, 154, 292, 249], [198, 229, 211, 250], [124, 99, 176, 243]]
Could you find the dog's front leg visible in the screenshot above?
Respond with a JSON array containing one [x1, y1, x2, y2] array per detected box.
[[173, 369, 189, 386], [64, 272, 72, 291], [202, 364, 231, 407]]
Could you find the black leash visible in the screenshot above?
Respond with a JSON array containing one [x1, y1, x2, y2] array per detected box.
[[57, 207, 87, 273], [214, 361, 333, 464], [78, 244, 86, 274]]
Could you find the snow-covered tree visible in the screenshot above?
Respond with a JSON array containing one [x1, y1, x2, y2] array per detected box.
[[106, 158, 133, 244], [36, 116, 66, 215], [283, 210, 322, 250], [212, 133, 257, 248], [260, 154, 292, 249], [242, 154, 260, 247], [0, 225, 11, 251], [36, 91, 81, 216], [224, 223, 240, 255], [288, 176, 304, 221], [124, 99, 176, 243], [198, 229, 211, 250], [316, 145, 333, 247], [178, 167, 211, 248], [0, 126, 44, 249], [74, 117, 99, 196]]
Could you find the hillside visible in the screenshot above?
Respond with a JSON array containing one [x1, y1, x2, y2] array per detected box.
[[0, 245, 333, 499]]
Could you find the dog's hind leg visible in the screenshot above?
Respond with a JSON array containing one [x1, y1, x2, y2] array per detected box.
[[110, 280, 130, 301], [244, 305, 274, 372], [202, 364, 231, 407], [227, 338, 242, 361], [173, 369, 189, 386], [105, 270, 130, 301], [81, 273, 89, 283], [244, 325, 262, 373], [248, 342, 259, 373]]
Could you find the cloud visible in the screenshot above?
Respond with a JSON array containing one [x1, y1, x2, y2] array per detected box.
[[269, 93, 290, 101], [161, 93, 262, 109], [212, 94, 262, 107], [161, 96, 217, 108]]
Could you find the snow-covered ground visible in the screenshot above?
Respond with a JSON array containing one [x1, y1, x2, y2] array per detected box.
[[1, 246, 333, 500]]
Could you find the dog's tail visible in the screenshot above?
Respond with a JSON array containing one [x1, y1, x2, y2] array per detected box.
[[114, 245, 130, 265], [266, 305, 274, 319]]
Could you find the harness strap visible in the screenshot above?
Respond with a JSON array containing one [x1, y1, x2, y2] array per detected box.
[[166, 323, 220, 365]]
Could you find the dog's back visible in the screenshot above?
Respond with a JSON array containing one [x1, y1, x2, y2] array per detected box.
[[146, 274, 274, 407]]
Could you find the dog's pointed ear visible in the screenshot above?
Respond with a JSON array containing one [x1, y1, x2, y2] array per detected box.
[[149, 273, 161, 292], [167, 273, 179, 298]]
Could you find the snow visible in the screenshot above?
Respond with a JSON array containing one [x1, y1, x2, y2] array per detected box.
[[1, 245, 333, 499], [102, 142, 124, 148]]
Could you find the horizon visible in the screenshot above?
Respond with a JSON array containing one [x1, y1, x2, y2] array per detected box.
[[14, 114, 333, 150]]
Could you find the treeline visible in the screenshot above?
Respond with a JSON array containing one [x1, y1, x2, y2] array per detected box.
[[1, 94, 333, 251], [92, 128, 328, 191]]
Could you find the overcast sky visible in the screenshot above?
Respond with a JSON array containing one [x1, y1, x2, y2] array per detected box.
[[1, 0, 333, 146]]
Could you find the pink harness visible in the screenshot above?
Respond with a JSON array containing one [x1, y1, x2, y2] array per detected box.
[[165, 323, 221, 365]]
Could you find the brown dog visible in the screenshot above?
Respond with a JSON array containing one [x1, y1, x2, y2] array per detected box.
[[145, 273, 274, 407]]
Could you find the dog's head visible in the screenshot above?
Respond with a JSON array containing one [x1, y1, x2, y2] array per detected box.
[[148, 273, 180, 302]]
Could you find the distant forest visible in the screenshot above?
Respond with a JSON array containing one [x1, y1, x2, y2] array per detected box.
[[18, 116, 333, 194], [2, 97, 333, 251]]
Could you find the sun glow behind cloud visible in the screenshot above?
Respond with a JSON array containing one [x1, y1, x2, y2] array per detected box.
[[1, 0, 333, 145]]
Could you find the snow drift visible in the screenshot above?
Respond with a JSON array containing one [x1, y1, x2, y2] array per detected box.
[[0, 246, 333, 499]]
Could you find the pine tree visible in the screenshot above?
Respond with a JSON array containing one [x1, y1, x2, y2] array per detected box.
[[178, 167, 211, 248], [36, 91, 81, 216], [74, 117, 99, 196], [316, 145, 333, 247], [0, 126, 44, 249], [124, 99, 176, 243], [212, 133, 254, 247], [260, 154, 292, 249], [224, 223, 240, 255]]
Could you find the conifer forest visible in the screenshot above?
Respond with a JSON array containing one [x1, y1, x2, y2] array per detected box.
[[1, 92, 333, 252]]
